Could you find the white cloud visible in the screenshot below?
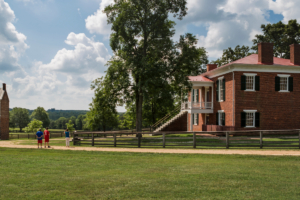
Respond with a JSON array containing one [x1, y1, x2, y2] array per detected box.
[[40, 32, 110, 74], [181, 0, 270, 59], [0, 0, 28, 73], [269, 0, 300, 23], [85, 0, 114, 36]]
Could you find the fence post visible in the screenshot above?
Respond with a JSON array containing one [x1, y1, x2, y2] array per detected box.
[[92, 133, 94, 146], [61, 132, 62, 137], [73, 133, 76, 146], [28, 134, 29, 139], [138, 133, 141, 148], [163, 133, 166, 148], [260, 131, 263, 149], [193, 132, 196, 148], [226, 132, 229, 149], [114, 134, 116, 147], [18, 134, 19, 139], [299, 130, 300, 149]]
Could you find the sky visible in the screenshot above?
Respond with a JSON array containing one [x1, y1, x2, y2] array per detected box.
[[0, 0, 300, 111]]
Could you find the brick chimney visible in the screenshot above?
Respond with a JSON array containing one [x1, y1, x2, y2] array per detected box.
[[206, 64, 218, 72], [2, 83, 6, 91], [258, 43, 273, 65], [290, 44, 300, 65]]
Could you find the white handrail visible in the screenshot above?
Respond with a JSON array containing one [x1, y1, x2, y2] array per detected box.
[[181, 102, 213, 110]]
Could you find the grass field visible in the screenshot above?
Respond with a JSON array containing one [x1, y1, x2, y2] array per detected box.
[[0, 148, 300, 199]]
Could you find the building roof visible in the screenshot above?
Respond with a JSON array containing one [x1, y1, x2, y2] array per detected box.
[[189, 54, 298, 81], [188, 76, 213, 82]]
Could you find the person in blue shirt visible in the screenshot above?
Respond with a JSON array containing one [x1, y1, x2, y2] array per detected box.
[[64, 129, 70, 148], [36, 128, 43, 148]]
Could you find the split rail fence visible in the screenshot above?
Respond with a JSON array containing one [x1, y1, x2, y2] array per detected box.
[[9, 132, 74, 140], [73, 130, 300, 149]]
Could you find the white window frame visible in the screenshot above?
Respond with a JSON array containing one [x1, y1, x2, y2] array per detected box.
[[243, 110, 257, 128], [244, 73, 257, 92], [193, 113, 198, 125], [218, 76, 224, 102], [277, 74, 290, 92], [218, 110, 224, 126]]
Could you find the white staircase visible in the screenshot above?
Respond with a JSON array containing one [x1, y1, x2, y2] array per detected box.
[[153, 111, 188, 132]]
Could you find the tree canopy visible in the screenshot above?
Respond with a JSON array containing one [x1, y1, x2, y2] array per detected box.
[[252, 19, 300, 59], [100, 0, 208, 131], [30, 107, 50, 128], [212, 45, 253, 67], [10, 107, 31, 132]]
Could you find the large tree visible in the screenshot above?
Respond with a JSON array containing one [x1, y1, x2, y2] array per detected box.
[[76, 115, 85, 130], [252, 19, 300, 58], [86, 82, 119, 132], [10, 107, 31, 132], [102, 0, 208, 131], [30, 107, 50, 128]]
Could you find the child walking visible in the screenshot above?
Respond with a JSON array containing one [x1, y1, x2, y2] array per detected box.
[[64, 129, 70, 148]]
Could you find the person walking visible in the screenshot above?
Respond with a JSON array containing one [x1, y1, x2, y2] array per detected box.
[[44, 127, 50, 148], [64, 129, 70, 148], [36, 128, 43, 149]]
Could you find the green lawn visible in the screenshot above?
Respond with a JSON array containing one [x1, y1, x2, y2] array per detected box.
[[0, 148, 300, 199]]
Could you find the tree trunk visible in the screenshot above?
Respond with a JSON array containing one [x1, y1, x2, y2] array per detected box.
[[19, 126, 23, 132], [136, 93, 143, 132]]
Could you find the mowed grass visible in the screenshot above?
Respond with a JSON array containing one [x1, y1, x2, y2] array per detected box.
[[0, 148, 300, 199]]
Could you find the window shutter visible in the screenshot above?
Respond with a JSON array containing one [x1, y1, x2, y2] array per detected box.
[[241, 75, 246, 90], [255, 112, 260, 128], [223, 79, 226, 101], [216, 80, 219, 101], [255, 76, 260, 91], [289, 77, 293, 92], [192, 89, 195, 102], [197, 114, 199, 125], [275, 76, 280, 91], [196, 89, 199, 102], [192, 114, 194, 125], [222, 113, 225, 126], [216, 112, 219, 125], [241, 112, 246, 127]]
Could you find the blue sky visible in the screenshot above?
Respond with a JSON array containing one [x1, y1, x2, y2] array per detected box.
[[0, 0, 299, 111]]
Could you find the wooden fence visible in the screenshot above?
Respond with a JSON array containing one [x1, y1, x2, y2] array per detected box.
[[73, 130, 300, 149], [9, 132, 74, 140]]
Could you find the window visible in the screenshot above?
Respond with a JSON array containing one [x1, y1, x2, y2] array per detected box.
[[193, 114, 199, 125], [216, 111, 225, 126], [280, 77, 288, 91], [216, 77, 225, 102], [241, 110, 260, 128], [192, 89, 199, 102], [246, 112, 254, 127], [241, 73, 259, 91], [246, 76, 254, 90]]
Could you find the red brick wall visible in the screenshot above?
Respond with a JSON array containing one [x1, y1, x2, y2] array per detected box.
[[160, 112, 187, 132], [234, 71, 300, 130], [187, 113, 206, 131], [1, 92, 9, 140], [210, 73, 235, 127]]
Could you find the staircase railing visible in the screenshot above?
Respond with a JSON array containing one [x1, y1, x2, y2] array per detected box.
[[150, 105, 182, 132]]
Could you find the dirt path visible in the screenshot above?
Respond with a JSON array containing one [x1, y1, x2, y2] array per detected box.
[[1, 140, 300, 156]]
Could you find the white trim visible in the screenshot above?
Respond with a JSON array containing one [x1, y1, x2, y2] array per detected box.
[[243, 110, 257, 112], [218, 110, 224, 113], [243, 73, 257, 76], [218, 76, 224, 80], [277, 74, 290, 77], [205, 64, 300, 78]]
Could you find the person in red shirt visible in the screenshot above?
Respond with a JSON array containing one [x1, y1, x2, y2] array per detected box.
[[44, 127, 50, 148]]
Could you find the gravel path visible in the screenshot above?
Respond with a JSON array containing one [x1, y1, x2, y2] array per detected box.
[[1, 140, 300, 156]]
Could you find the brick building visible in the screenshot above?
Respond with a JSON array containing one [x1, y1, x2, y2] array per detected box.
[[0, 83, 9, 140], [157, 43, 300, 132]]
